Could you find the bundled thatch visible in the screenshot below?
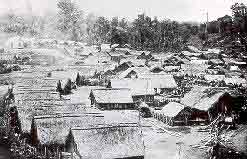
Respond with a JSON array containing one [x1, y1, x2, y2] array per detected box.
[[33, 113, 104, 145], [181, 86, 228, 111], [110, 78, 155, 96], [90, 88, 133, 104], [117, 67, 150, 79], [70, 124, 144, 159]]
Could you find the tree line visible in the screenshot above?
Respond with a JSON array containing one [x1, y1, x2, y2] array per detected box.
[[1, 0, 247, 51], [206, 3, 247, 35]]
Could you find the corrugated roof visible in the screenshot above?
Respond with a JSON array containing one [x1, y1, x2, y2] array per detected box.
[[91, 88, 134, 103], [161, 102, 185, 117], [71, 125, 144, 159]]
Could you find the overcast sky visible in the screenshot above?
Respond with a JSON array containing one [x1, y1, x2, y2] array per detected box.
[[0, 0, 246, 22]]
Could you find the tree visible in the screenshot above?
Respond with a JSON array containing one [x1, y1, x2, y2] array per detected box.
[[85, 13, 97, 45], [92, 16, 110, 44], [65, 129, 75, 152], [64, 78, 72, 94], [57, 0, 83, 41], [80, 75, 86, 86], [109, 17, 129, 46], [217, 15, 232, 34], [231, 3, 247, 33], [207, 20, 219, 34], [56, 80, 63, 94], [30, 118, 38, 146], [106, 81, 112, 88], [76, 72, 81, 86]]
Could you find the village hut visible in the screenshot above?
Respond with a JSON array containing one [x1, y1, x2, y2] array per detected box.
[[139, 73, 178, 94], [108, 50, 129, 63], [224, 77, 247, 86], [137, 52, 153, 60], [190, 59, 209, 65], [204, 75, 225, 82], [101, 43, 111, 51], [208, 59, 224, 66], [110, 79, 155, 105], [117, 67, 150, 79], [120, 59, 146, 67], [163, 66, 180, 72], [6, 36, 24, 49], [223, 58, 246, 67], [150, 65, 164, 73], [114, 61, 134, 73], [181, 64, 210, 76], [181, 51, 201, 58], [89, 88, 134, 110], [65, 124, 145, 159], [139, 102, 152, 118], [186, 46, 202, 53], [154, 102, 190, 126], [181, 86, 233, 124], [30, 113, 104, 157]]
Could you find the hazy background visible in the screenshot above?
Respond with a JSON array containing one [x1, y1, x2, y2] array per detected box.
[[0, 0, 246, 22]]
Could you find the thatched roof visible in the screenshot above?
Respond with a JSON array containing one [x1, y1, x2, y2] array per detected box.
[[139, 73, 178, 89], [181, 86, 228, 111], [102, 110, 139, 124], [0, 85, 10, 98], [224, 77, 247, 86], [120, 59, 146, 67], [71, 124, 144, 159], [90, 88, 133, 104], [117, 67, 150, 78], [209, 59, 224, 65], [161, 102, 185, 117], [204, 75, 225, 82], [181, 64, 210, 75], [110, 79, 155, 96], [34, 113, 104, 145]]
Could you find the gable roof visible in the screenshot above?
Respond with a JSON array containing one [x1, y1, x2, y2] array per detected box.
[[150, 65, 164, 72], [139, 73, 178, 89], [71, 125, 144, 159], [120, 59, 146, 67], [117, 67, 150, 78], [181, 64, 210, 75], [34, 113, 104, 145], [209, 59, 224, 65], [224, 77, 247, 86], [161, 102, 185, 117], [204, 75, 225, 82], [91, 88, 133, 104], [181, 51, 201, 57], [110, 79, 155, 96], [180, 86, 228, 111]]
